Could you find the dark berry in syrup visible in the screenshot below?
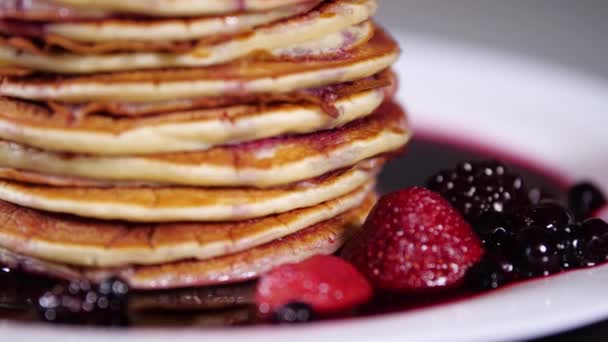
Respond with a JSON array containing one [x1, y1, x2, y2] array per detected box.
[[0, 267, 27, 310], [515, 226, 562, 277], [568, 182, 607, 220], [427, 160, 529, 224], [273, 302, 315, 324], [574, 218, 608, 267], [516, 202, 574, 233], [36, 278, 129, 326], [474, 211, 516, 253], [465, 256, 516, 291], [554, 224, 582, 269]]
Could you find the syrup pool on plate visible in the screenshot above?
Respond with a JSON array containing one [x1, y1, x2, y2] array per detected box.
[[0, 135, 603, 327]]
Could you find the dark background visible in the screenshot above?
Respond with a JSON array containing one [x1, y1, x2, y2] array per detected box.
[[377, 1, 608, 340]]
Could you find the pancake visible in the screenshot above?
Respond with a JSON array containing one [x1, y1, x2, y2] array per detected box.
[[1, 2, 319, 44], [51, 0, 318, 17], [0, 89, 384, 155], [0, 13, 373, 57], [0, 181, 372, 266], [0, 0, 376, 73], [36, 70, 395, 117], [0, 101, 408, 187], [0, 159, 378, 221], [0, 27, 399, 102], [0, 193, 374, 289], [0, 21, 374, 71]]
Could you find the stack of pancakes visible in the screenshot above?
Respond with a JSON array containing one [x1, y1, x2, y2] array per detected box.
[[0, 0, 409, 290]]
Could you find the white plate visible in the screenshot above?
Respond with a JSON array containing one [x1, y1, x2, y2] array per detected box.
[[2, 32, 608, 342]]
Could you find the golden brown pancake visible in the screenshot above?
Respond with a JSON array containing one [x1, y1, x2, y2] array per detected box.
[[0, 87, 385, 155], [0, 193, 374, 289], [0, 101, 408, 187], [1, 1, 317, 20], [1, 2, 373, 57], [0, 161, 377, 222], [0, 28, 399, 102], [33, 70, 394, 117], [0, 180, 372, 266], [51, 0, 319, 17], [0, 2, 320, 47], [0, 1, 376, 73]]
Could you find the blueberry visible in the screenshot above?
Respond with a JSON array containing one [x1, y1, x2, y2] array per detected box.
[[465, 256, 516, 291], [568, 182, 607, 220], [515, 226, 562, 277], [475, 212, 517, 255], [516, 202, 574, 232], [554, 224, 581, 269], [274, 302, 315, 324], [575, 218, 608, 267]]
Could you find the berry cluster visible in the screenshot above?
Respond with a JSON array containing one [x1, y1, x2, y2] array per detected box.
[[264, 166, 608, 323], [427, 160, 608, 290], [36, 278, 130, 326]]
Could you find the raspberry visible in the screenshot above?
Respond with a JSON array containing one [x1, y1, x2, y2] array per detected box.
[[342, 187, 484, 292], [255, 255, 372, 316]]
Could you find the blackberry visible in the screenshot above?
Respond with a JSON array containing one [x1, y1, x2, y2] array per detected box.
[[273, 302, 314, 324], [568, 182, 607, 220], [427, 160, 529, 224], [36, 278, 129, 326]]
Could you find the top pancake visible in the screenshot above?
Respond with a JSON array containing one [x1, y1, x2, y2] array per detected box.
[[0, 27, 398, 102], [0, 2, 319, 43], [0, 0, 377, 73], [50, 0, 317, 17]]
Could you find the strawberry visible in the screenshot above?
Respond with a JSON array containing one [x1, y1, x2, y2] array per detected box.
[[342, 187, 484, 292], [255, 255, 373, 316]]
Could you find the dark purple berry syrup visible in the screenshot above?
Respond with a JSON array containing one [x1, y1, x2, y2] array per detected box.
[[0, 135, 603, 327]]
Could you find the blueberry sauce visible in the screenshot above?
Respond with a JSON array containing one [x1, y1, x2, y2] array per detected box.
[[0, 136, 604, 327]]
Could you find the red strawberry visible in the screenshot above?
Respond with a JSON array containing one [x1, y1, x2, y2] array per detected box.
[[255, 255, 373, 316], [342, 187, 484, 292]]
